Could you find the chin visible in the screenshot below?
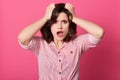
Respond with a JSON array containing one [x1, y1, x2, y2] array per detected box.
[[56, 37, 65, 41], [57, 39, 64, 41]]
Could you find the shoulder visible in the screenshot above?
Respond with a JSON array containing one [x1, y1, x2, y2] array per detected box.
[[73, 34, 101, 44], [73, 34, 89, 42], [32, 36, 45, 42]]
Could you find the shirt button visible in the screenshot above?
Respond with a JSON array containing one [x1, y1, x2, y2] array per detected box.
[[70, 51, 73, 54], [58, 51, 60, 54], [59, 59, 61, 62], [59, 72, 62, 74]]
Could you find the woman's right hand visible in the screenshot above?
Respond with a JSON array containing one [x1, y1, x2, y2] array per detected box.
[[44, 3, 55, 20]]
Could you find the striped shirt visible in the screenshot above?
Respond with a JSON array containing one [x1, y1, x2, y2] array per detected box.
[[18, 34, 100, 80]]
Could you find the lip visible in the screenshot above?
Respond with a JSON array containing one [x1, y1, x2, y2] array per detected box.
[[56, 31, 64, 37], [57, 31, 63, 34]]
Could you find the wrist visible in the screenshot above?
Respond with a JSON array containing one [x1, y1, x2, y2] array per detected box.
[[72, 16, 78, 23], [42, 17, 49, 22]]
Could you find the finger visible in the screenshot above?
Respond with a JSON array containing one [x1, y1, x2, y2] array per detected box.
[[66, 3, 73, 8]]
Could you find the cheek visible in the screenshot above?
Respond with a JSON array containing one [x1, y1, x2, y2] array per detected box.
[[64, 24, 69, 31], [51, 26, 56, 35]]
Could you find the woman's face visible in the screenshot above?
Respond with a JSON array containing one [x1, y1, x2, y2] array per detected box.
[[51, 12, 69, 42]]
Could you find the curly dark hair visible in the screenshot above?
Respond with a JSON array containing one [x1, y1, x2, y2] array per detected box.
[[40, 3, 77, 43]]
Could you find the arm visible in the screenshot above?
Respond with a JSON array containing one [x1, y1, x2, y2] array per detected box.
[[73, 17, 104, 39], [18, 3, 55, 46], [65, 3, 104, 39]]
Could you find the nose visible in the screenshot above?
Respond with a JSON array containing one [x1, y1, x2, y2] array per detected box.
[[57, 22, 62, 29]]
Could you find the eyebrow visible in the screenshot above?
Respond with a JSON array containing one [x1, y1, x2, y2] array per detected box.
[[56, 18, 69, 21]]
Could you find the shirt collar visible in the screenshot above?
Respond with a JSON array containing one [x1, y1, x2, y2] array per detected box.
[[49, 41, 67, 50]]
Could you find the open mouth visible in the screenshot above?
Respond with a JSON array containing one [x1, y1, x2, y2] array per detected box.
[[57, 31, 64, 37]]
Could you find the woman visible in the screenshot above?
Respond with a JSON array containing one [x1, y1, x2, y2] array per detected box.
[[18, 3, 104, 80]]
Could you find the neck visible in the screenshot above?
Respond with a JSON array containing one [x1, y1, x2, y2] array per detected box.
[[54, 40, 64, 49]]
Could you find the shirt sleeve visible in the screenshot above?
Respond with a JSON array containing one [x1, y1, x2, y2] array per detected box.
[[18, 36, 41, 55], [76, 34, 101, 52]]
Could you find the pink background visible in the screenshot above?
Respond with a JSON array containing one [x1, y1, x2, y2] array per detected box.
[[0, 0, 120, 80]]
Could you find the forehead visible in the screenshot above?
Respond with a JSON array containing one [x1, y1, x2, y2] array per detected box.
[[57, 12, 68, 20]]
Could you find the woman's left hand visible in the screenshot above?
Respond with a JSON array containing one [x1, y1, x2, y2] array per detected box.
[[65, 3, 76, 17]]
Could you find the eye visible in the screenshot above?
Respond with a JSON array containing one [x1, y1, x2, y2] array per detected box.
[[62, 20, 68, 24]]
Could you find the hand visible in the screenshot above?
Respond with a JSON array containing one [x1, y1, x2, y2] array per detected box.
[[65, 3, 76, 17], [44, 3, 55, 20]]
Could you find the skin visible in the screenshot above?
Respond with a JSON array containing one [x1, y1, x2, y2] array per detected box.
[[18, 3, 104, 49], [18, 3, 55, 45], [51, 12, 69, 48], [65, 3, 104, 39]]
